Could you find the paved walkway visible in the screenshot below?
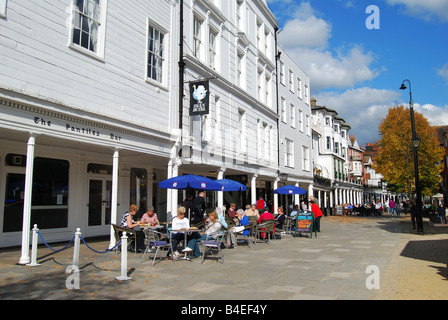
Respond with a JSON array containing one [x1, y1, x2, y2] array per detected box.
[[0, 215, 410, 300]]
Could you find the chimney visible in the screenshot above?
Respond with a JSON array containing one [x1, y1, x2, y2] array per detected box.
[[310, 98, 316, 107]]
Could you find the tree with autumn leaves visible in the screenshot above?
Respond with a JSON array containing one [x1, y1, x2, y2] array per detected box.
[[374, 105, 444, 198]]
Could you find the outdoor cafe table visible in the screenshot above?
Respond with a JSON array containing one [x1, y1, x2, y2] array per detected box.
[[170, 228, 202, 261]]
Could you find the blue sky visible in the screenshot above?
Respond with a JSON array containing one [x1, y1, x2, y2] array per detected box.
[[266, 0, 448, 146]]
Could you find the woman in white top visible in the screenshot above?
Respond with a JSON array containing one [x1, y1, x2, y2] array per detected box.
[[168, 206, 190, 255], [184, 211, 222, 258]]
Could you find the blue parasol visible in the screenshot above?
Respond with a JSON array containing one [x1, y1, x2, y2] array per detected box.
[[273, 185, 307, 195], [158, 174, 223, 191], [216, 179, 247, 191]]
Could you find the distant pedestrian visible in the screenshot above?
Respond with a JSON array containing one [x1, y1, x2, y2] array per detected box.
[[309, 198, 323, 232], [256, 196, 266, 210], [389, 200, 395, 215], [192, 192, 206, 225], [410, 199, 416, 230]]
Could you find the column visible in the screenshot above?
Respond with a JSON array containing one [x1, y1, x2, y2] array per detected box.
[[294, 182, 300, 206], [166, 160, 173, 219], [109, 149, 120, 249], [19, 135, 36, 265], [217, 167, 225, 209], [251, 174, 257, 205], [308, 184, 313, 210], [171, 159, 181, 220], [273, 178, 280, 215]]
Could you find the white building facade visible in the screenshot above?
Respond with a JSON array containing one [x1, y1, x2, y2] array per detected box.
[[172, 0, 280, 212], [311, 98, 363, 213], [0, 0, 180, 260], [276, 48, 313, 213]]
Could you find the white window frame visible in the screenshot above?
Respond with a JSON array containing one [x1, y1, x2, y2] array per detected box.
[[236, 0, 245, 32], [299, 110, 303, 132], [193, 16, 203, 60], [280, 62, 285, 85], [238, 109, 246, 153], [285, 139, 294, 168], [69, 0, 108, 60], [209, 28, 217, 69], [265, 74, 271, 107], [297, 77, 302, 99], [146, 20, 167, 85], [257, 69, 263, 102], [302, 146, 310, 171], [306, 115, 311, 136], [281, 98, 287, 123], [289, 70, 294, 92], [237, 50, 246, 89], [290, 104, 295, 128], [0, 0, 7, 18]]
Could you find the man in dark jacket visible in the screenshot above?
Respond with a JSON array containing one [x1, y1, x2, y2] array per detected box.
[[192, 192, 205, 225]]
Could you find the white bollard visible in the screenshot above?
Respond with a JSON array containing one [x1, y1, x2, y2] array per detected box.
[[115, 231, 132, 281], [26, 224, 41, 267], [71, 228, 82, 273]]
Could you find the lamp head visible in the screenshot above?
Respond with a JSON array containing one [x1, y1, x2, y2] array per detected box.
[[400, 83, 407, 90], [412, 136, 421, 149]]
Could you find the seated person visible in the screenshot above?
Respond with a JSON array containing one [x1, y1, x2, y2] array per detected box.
[[215, 207, 228, 230], [245, 204, 260, 219], [140, 205, 159, 226], [257, 207, 276, 239], [227, 203, 239, 224], [226, 209, 249, 248], [276, 206, 286, 230], [167, 206, 190, 257], [183, 211, 222, 258], [120, 204, 145, 252], [290, 205, 299, 217]]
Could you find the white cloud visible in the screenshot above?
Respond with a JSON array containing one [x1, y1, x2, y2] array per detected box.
[[414, 103, 448, 126], [279, 15, 331, 49], [386, 0, 448, 22], [277, 2, 381, 92], [437, 63, 448, 83], [314, 88, 401, 145], [285, 46, 380, 92]]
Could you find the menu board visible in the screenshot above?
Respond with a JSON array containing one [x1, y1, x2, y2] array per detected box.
[[293, 211, 317, 238]]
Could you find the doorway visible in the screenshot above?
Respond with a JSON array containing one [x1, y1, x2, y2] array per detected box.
[[87, 178, 112, 235]]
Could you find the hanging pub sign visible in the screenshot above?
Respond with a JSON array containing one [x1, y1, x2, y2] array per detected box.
[[189, 80, 209, 116]]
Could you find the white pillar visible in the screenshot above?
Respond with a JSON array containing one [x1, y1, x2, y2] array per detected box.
[[19, 135, 36, 265], [318, 190, 322, 207], [294, 182, 300, 206], [171, 159, 181, 220], [330, 190, 333, 208], [217, 167, 225, 209], [166, 160, 173, 219], [251, 174, 257, 205], [308, 184, 313, 210], [109, 149, 119, 249], [273, 178, 279, 215]]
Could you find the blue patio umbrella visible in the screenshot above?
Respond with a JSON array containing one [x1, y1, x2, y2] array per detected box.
[[216, 179, 247, 192], [273, 185, 307, 195], [158, 174, 223, 191]]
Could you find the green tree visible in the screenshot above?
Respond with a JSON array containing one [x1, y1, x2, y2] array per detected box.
[[374, 105, 444, 197]]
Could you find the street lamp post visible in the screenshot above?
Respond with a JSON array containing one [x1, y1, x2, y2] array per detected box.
[[400, 79, 423, 234]]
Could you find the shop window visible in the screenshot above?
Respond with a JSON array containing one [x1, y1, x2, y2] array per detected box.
[[3, 157, 69, 232]]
